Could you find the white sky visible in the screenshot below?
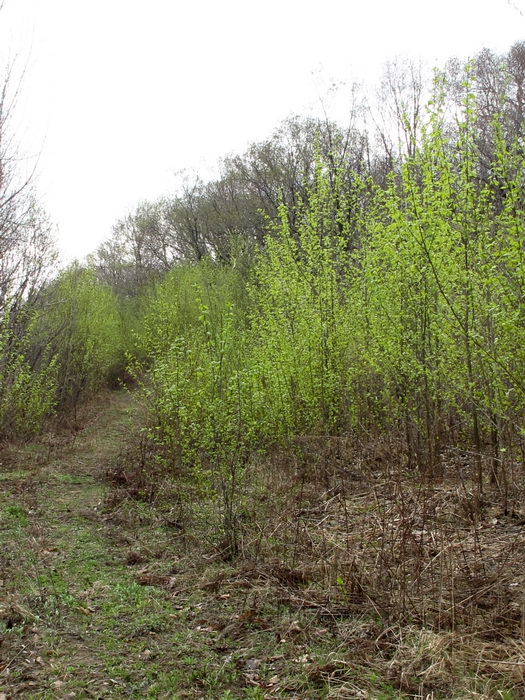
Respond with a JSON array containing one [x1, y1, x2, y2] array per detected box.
[[0, 0, 524, 262]]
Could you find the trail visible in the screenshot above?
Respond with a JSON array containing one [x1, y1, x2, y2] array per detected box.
[[0, 389, 287, 700], [0, 390, 184, 699]]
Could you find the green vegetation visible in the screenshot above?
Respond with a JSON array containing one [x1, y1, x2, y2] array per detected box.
[[42, 264, 126, 409], [133, 69, 525, 512], [3, 45, 525, 698]]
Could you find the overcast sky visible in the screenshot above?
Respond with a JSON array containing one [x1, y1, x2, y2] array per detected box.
[[0, 0, 524, 262]]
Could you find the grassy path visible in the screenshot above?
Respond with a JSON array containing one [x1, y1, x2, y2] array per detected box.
[[1, 391, 304, 700], [0, 390, 331, 700], [0, 391, 192, 699]]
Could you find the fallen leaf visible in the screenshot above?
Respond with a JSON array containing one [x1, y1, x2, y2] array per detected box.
[[244, 672, 262, 686], [288, 620, 303, 634]]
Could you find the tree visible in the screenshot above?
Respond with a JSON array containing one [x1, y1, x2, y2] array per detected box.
[[90, 201, 177, 295], [0, 32, 59, 438], [372, 57, 427, 171], [0, 54, 57, 317]]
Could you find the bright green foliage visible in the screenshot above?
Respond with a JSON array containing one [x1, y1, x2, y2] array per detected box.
[[133, 263, 209, 362], [138, 175, 363, 471], [355, 81, 480, 471], [135, 68, 525, 499], [350, 71, 525, 481], [133, 262, 256, 551], [0, 311, 58, 438], [0, 264, 128, 439], [135, 262, 255, 463], [250, 167, 356, 438], [44, 264, 125, 408]]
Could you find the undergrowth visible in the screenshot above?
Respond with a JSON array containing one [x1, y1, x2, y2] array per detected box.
[[102, 422, 525, 699], [1, 390, 524, 698]]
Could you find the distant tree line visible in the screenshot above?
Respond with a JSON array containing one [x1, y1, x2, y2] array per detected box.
[[88, 43, 525, 292]]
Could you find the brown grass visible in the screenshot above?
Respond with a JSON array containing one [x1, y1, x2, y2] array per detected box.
[[3, 393, 525, 698], [99, 426, 525, 697]]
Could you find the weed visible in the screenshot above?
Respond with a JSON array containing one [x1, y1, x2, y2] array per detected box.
[[5, 504, 28, 521]]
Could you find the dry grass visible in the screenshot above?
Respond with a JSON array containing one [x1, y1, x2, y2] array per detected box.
[[3, 395, 525, 698], [98, 426, 525, 697]]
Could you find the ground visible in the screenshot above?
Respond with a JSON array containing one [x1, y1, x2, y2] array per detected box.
[[1, 389, 525, 699]]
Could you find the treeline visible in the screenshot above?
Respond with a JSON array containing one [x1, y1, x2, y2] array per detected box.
[[89, 43, 525, 282], [2, 43, 525, 516]]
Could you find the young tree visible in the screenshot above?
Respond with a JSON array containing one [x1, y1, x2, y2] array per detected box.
[[0, 33, 59, 438], [0, 65, 57, 316]]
